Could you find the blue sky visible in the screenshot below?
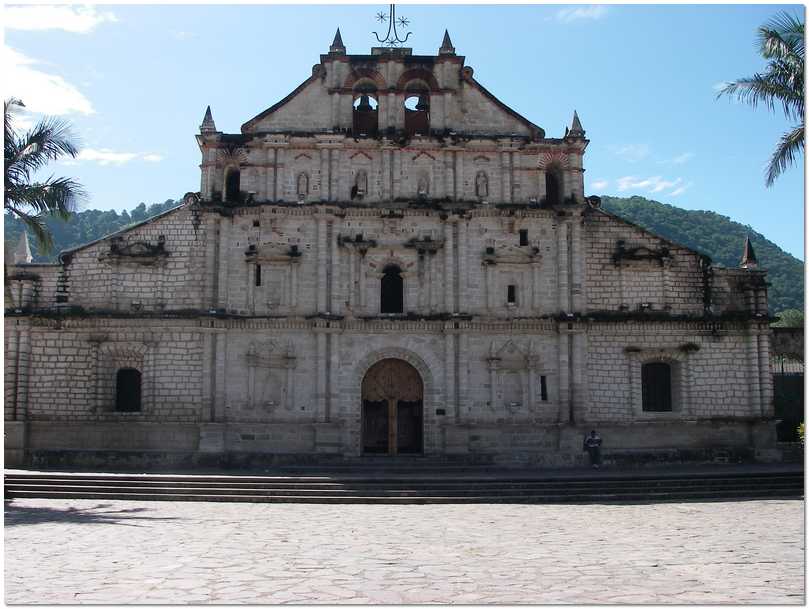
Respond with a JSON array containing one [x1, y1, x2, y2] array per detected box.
[[6, 3, 805, 259]]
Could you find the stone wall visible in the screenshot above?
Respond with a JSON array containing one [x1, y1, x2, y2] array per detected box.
[[61, 206, 207, 313]]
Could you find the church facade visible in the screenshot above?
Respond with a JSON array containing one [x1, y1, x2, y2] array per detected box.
[[4, 32, 778, 468]]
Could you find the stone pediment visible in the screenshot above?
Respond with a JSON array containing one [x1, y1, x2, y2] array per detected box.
[[245, 242, 302, 264], [482, 244, 540, 265], [99, 236, 169, 266], [487, 339, 539, 370], [612, 240, 671, 267]]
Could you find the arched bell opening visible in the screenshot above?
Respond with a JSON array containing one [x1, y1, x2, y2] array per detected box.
[[352, 88, 379, 137], [224, 166, 241, 203], [361, 358, 424, 455], [404, 90, 430, 136], [545, 165, 564, 207]]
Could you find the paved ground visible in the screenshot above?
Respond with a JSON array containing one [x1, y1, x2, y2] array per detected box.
[[4, 498, 805, 604]]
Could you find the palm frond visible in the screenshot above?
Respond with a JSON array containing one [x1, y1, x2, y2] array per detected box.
[[766, 124, 805, 186]]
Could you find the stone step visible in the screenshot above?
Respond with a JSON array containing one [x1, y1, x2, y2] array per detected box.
[[5, 470, 803, 504], [4, 488, 803, 504]]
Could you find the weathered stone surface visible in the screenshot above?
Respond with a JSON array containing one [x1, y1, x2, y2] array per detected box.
[[4, 498, 804, 604]]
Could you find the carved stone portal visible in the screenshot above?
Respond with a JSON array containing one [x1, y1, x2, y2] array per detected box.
[[361, 358, 423, 455]]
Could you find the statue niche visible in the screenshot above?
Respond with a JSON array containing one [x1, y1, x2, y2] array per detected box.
[[296, 173, 309, 202], [351, 169, 368, 200], [475, 171, 489, 200]]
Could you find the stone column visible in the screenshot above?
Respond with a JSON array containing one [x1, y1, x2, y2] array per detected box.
[[276, 148, 286, 202], [316, 329, 327, 422], [217, 217, 230, 310], [316, 215, 327, 312], [570, 215, 584, 312], [15, 327, 31, 421], [444, 219, 455, 312], [746, 326, 762, 417], [214, 329, 228, 422], [5, 326, 19, 420], [557, 328, 570, 424], [557, 221, 570, 313], [444, 330, 455, 419], [758, 325, 774, 417], [329, 220, 339, 314], [320, 149, 329, 202]]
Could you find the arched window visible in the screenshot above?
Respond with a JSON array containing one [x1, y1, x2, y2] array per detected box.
[[545, 167, 563, 206], [642, 362, 672, 412], [225, 167, 240, 202], [352, 91, 379, 137], [380, 265, 404, 314], [115, 368, 142, 412], [404, 92, 430, 136]]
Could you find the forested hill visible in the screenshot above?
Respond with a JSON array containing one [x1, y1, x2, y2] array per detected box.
[[3, 195, 803, 313], [600, 195, 804, 313], [4, 199, 181, 262]]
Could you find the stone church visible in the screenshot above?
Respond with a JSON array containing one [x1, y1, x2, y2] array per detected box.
[[5, 30, 778, 468]]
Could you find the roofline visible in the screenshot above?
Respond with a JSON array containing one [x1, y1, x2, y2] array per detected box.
[[57, 203, 185, 263], [467, 76, 545, 139], [590, 206, 714, 264], [241, 73, 320, 133]]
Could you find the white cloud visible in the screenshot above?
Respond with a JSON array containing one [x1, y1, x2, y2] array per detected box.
[[74, 149, 164, 166], [617, 176, 685, 195], [590, 180, 609, 190], [669, 152, 695, 165], [609, 143, 650, 163], [555, 5, 608, 23], [6, 5, 118, 34], [5, 46, 94, 116], [669, 182, 694, 197]]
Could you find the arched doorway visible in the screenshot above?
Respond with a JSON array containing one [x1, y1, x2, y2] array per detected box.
[[362, 358, 423, 455]]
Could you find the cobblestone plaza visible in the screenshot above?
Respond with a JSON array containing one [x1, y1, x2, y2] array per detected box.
[[5, 498, 804, 604]]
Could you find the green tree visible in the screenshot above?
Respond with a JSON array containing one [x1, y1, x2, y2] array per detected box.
[[772, 308, 804, 327], [4, 98, 85, 252], [717, 12, 804, 186]]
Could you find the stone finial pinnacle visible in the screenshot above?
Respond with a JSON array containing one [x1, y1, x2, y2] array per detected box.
[[568, 110, 585, 138], [14, 231, 33, 264], [740, 235, 758, 269], [200, 105, 217, 133], [439, 29, 456, 55], [330, 28, 346, 54]]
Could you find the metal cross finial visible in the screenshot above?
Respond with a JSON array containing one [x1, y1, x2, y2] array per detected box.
[[373, 4, 412, 47]]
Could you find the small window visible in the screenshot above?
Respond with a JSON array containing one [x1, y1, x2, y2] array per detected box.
[[519, 230, 529, 246], [381, 265, 404, 314], [642, 362, 672, 412], [115, 368, 142, 412], [252, 220, 260, 228], [507, 285, 517, 305], [540, 375, 548, 401], [255, 264, 262, 287]]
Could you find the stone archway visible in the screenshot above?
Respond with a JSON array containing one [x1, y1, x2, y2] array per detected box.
[[361, 358, 423, 455]]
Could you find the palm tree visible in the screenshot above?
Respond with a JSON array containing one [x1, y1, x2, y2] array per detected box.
[[717, 12, 804, 186], [4, 98, 85, 253]]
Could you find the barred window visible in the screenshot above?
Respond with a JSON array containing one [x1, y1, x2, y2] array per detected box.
[[642, 362, 672, 412]]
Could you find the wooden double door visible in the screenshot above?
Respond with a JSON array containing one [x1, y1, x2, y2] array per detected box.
[[362, 359, 423, 455]]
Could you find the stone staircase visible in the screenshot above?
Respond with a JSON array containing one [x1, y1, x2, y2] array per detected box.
[[4, 467, 804, 504]]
